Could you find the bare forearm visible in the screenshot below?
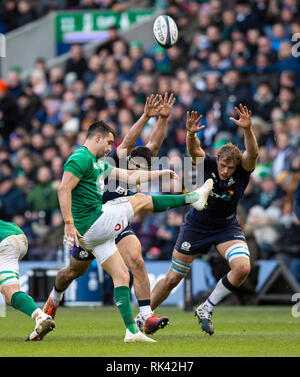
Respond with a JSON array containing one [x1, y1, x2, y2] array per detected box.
[[186, 131, 205, 162], [125, 170, 161, 185], [243, 127, 259, 159], [146, 116, 168, 157], [119, 113, 150, 155], [58, 187, 73, 223]]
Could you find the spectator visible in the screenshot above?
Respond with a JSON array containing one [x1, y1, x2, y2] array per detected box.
[[0, 79, 19, 140], [16, 0, 37, 28], [0, 176, 27, 221], [0, 0, 19, 32], [252, 82, 276, 121], [65, 44, 87, 80], [26, 165, 59, 223]]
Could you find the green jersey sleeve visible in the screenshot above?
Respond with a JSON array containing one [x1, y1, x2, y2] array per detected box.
[[103, 161, 115, 178], [64, 150, 90, 179]]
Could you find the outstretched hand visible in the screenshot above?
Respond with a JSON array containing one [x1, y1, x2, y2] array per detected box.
[[157, 92, 176, 118], [229, 104, 252, 129], [144, 94, 163, 118], [186, 111, 205, 134]]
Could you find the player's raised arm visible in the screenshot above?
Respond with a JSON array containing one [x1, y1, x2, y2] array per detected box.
[[146, 92, 176, 157], [117, 94, 162, 159], [229, 104, 259, 172], [185, 111, 206, 163], [57, 171, 82, 249], [109, 167, 177, 185]]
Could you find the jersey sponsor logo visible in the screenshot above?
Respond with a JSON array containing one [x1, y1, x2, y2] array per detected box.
[[227, 177, 235, 186], [211, 189, 235, 201], [96, 174, 105, 195], [181, 241, 191, 251]]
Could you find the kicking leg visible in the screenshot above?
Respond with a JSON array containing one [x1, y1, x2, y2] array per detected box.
[[126, 178, 213, 216]]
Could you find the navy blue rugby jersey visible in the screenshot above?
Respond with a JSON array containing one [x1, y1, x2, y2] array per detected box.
[[102, 148, 136, 203], [186, 154, 252, 229]]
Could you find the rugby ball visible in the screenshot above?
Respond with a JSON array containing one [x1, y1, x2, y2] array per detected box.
[[153, 15, 178, 49]]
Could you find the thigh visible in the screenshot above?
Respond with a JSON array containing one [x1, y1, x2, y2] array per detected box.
[[92, 238, 118, 266], [81, 198, 134, 251], [68, 254, 93, 276], [0, 235, 27, 291], [165, 248, 197, 282], [216, 240, 250, 271], [101, 248, 129, 285], [174, 224, 212, 256], [115, 224, 136, 245], [117, 234, 142, 267]]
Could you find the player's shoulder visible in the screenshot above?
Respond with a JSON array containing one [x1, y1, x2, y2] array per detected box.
[[67, 146, 91, 162], [64, 147, 93, 172]]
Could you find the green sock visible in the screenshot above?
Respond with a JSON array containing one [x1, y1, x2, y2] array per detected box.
[[151, 192, 199, 212], [114, 286, 139, 334], [11, 291, 39, 317]]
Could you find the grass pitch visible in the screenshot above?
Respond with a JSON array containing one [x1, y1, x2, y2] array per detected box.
[[0, 305, 299, 357]]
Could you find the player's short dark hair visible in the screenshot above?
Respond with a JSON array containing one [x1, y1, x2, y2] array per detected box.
[[129, 146, 152, 169], [87, 121, 116, 139], [217, 142, 242, 166]]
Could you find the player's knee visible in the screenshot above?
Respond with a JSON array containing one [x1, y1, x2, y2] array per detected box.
[[67, 265, 86, 280], [114, 269, 130, 287], [130, 255, 145, 275], [233, 261, 251, 280], [165, 272, 183, 291]]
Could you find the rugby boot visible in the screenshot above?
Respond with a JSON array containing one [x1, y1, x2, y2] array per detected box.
[[194, 303, 214, 335], [191, 178, 213, 211], [124, 329, 157, 343], [144, 314, 169, 335], [26, 314, 55, 341], [43, 296, 59, 319]]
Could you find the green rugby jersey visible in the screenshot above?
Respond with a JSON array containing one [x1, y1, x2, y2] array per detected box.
[[64, 146, 115, 235], [0, 220, 24, 243]]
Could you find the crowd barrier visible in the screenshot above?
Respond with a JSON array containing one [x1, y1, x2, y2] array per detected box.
[[15, 258, 300, 307]]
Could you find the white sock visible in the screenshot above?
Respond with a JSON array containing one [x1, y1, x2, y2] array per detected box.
[[50, 286, 64, 306], [201, 277, 233, 312], [139, 305, 152, 321], [31, 308, 48, 321]]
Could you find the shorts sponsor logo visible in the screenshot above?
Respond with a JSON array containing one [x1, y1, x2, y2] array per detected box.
[[181, 241, 191, 251], [234, 235, 246, 240], [79, 249, 89, 259], [116, 186, 127, 195], [115, 220, 124, 232]]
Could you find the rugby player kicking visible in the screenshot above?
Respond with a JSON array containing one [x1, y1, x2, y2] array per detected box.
[[43, 114, 213, 342]]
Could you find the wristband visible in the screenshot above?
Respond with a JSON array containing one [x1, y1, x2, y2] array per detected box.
[[187, 131, 196, 138], [64, 217, 74, 224]]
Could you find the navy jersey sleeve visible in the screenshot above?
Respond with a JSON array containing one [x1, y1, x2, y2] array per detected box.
[[106, 148, 119, 168]]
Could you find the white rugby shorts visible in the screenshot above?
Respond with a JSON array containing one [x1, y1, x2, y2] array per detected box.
[[80, 197, 134, 265], [0, 234, 28, 291]]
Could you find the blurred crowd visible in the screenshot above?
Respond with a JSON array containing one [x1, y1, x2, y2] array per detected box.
[[0, 0, 300, 283], [0, 0, 158, 33]]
